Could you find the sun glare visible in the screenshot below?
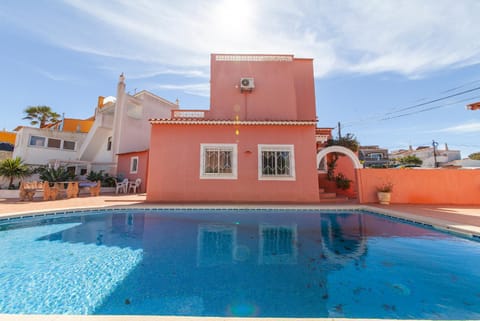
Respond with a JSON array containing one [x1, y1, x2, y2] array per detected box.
[[213, 0, 254, 36]]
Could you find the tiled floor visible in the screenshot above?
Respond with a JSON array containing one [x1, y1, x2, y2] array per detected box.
[[0, 193, 149, 216]]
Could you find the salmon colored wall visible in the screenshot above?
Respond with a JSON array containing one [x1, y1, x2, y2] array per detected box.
[[117, 151, 149, 193], [147, 124, 319, 203], [209, 54, 314, 121], [317, 155, 357, 198], [335, 155, 357, 197], [357, 168, 480, 205], [292, 59, 317, 121]]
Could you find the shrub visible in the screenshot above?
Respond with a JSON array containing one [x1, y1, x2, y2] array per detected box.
[[377, 182, 394, 193], [86, 170, 117, 187], [0, 157, 30, 189], [334, 173, 351, 190], [37, 166, 75, 183]]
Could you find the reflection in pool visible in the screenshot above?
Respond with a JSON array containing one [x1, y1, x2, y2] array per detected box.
[[0, 209, 479, 319]]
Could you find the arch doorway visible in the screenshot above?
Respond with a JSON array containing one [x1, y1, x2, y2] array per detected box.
[[317, 146, 362, 169], [317, 146, 361, 200]]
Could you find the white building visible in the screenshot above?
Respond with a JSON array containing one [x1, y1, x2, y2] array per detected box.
[[13, 126, 87, 170], [13, 74, 178, 176], [390, 144, 461, 168]]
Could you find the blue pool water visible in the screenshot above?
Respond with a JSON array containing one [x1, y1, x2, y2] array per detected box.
[[0, 209, 479, 319]]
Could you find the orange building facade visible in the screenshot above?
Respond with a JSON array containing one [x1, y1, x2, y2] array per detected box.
[[146, 54, 320, 203]]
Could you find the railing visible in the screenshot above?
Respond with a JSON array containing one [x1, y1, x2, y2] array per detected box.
[[361, 157, 388, 162], [171, 110, 206, 118]]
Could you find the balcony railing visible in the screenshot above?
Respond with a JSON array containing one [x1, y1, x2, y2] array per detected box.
[[172, 110, 205, 119]]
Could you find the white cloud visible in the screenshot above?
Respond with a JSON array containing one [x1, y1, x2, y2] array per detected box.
[[6, 0, 480, 80], [153, 83, 210, 97], [436, 121, 480, 133], [35, 69, 71, 82], [127, 69, 209, 80]]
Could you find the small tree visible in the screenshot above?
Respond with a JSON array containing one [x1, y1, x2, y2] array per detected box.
[[468, 152, 480, 160], [326, 133, 360, 153], [0, 157, 30, 189], [23, 105, 61, 128], [396, 155, 423, 166]]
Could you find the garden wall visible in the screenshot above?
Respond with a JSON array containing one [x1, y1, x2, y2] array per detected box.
[[357, 168, 480, 205]]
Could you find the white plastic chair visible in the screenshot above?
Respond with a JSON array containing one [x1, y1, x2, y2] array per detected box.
[[115, 178, 129, 194], [128, 178, 141, 193]]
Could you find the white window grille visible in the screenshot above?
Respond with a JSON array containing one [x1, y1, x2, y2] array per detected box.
[[197, 224, 237, 267], [259, 224, 297, 264], [200, 144, 237, 179], [258, 144, 295, 180], [130, 156, 139, 174]]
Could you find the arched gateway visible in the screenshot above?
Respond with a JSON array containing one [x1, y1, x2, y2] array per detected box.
[[317, 146, 362, 169]]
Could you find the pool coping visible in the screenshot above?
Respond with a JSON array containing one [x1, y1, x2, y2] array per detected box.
[[1, 204, 479, 321], [1, 204, 479, 240]]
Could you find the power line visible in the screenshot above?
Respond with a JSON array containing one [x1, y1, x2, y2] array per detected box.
[[383, 85, 480, 116], [342, 94, 480, 130], [341, 78, 480, 127], [380, 94, 480, 121]]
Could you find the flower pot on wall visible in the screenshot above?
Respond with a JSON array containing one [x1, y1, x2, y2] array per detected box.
[[377, 192, 391, 205]]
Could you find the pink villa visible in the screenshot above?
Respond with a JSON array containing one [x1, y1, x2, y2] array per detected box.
[[146, 54, 320, 203]]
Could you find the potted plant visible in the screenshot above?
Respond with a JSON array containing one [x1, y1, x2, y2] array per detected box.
[[377, 182, 393, 205]]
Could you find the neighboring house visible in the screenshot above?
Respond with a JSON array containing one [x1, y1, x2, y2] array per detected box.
[[12, 126, 88, 171], [45, 117, 94, 133], [390, 144, 461, 168], [12, 75, 178, 184], [83, 75, 178, 185], [315, 128, 333, 151], [117, 150, 149, 193], [147, 54, 320, 203], [0, 129, 16, 161], [442, 158, 480, 168], [359, 145, 389, 168]]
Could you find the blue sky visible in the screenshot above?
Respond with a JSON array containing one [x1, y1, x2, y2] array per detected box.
[[1, 0, 480, 157]]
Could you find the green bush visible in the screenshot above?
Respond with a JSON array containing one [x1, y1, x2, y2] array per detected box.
[[36, 166, 75, 183], [334, 173, 351, 190], [86, 170, 117, 187], [0, 157, 30, 189]]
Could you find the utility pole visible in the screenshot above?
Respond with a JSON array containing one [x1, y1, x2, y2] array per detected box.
[[432, 140, 438, 168], [338, 121, 342, 139]]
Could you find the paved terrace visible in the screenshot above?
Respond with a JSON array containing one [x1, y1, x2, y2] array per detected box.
[[1, 193, 479, 237], [0, 194, 479, 321]]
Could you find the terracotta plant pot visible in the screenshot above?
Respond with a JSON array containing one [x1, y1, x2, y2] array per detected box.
[[377, 192, 391, 205]]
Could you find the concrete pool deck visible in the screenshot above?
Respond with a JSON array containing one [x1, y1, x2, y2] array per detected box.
[[0, 194, 479, 321], [0, 193, 479, 236]]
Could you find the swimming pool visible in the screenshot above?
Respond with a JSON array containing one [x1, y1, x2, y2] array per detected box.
[[0, 208, 479, 319]]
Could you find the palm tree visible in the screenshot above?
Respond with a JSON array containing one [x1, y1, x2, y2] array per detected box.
[[23, 105, 61, 128], [0, 157, 30, 189]]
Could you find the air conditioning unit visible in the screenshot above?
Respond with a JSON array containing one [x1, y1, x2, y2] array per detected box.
[[240, 77, 255, 91]]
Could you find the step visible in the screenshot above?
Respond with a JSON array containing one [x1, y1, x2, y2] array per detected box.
[[319, 188, 326, 193], [319, 192, 337, 199], [319, 196, 350, 203]]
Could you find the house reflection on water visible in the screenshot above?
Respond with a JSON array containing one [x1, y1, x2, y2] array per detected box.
[[43, 210, 438, 316]]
